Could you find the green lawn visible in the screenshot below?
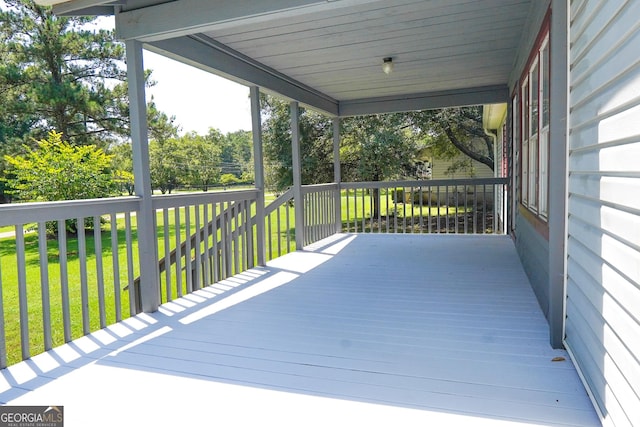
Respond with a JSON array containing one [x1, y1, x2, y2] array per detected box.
[[0, 189, 474, 365]]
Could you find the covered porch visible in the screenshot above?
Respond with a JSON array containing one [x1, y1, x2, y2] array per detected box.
[[0, 234, 599, 426]]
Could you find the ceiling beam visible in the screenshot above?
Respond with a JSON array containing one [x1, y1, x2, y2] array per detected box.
[[146, 35, 339, 116], [338, 85, 509, 116], [116, 0, 380, 42], [47, 0, 118, 15]]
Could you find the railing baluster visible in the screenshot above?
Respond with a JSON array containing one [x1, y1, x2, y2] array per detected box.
[[76, 217, 90, 335], [354, 189, 358, 233], [203, 204, 211, 287], [184, 207, 193, 294], [174, 208, 183, 298], [305, 193, 310, 245], [393, 187, 398, 233], [16, 224, 29, 360], [194, 204, 202, 288], [38, 222, 52, 351], [276, 205, 282, 257], [221, 202, 229, 278], [436, 186, 441, 233], [246, 199, 254, 269], [402, 187, 407, 233], [464, 185, 469, 234], [0, 255, 6, 368], [408, 187, 412, 233], [315, 192, 320, 241], [385, 187, 390, 233], [233, 203, 240, 275], [14, 225, 32, 358], [93, 216, 106, 329], [267, 211, 273, 261], [483, 184, 487, 233], [361, 189, 366, 232], [162, 208, 171, 302], [285, 201, 291, 253], [110, 214, 122, 322], [346, 189, 351, 231], [473, 185, 478, 234], [125, 213, 136, 316], [428, 185, 432, 233], [311, 193, 314, 242], [213, 203, 220, 282], [454, 188, 459, 234], [445, 186, 449, 234]]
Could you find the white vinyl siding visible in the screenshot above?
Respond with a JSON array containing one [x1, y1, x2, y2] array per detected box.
[[566, 1, 640, 426]]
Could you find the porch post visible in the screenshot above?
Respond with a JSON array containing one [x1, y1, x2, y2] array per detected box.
[[290, 101, 304, 250], [125, 40, 160, 313], [333, 117, 342, 233], [548, 0, 569, 348], [250, 86, 266, 266]]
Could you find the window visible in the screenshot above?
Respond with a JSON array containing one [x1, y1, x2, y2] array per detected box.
[[518, 24, 550, 220]]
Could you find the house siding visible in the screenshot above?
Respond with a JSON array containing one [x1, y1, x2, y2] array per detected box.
[[515, 213, 550, 317], [566, 0, 640, 426], [431, 156, 494, 180]]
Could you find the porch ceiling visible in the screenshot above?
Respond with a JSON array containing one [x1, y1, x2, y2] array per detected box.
[[47, 0, 533, 115]]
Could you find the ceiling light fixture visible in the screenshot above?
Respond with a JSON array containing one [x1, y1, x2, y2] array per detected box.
[[382, 57, 394, 75]]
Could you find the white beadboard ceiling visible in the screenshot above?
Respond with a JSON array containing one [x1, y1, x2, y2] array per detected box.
[[202, 0, 531, 101], [48, 0, 533, 114]]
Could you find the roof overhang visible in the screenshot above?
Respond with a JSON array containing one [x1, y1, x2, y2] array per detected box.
[[37, 0, 532, 117], [483, 103, 508, 130]]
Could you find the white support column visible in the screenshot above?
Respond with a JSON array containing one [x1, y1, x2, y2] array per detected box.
[[126, 40, 160, 313], [332, 117, 342, 234], [548, 0, 569, 348], [290, 101, 304, 250], [250, 86, 266, 265]]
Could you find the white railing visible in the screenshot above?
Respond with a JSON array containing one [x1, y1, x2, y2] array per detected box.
[[301, 183, 339, 246], [150, 189, 259, 305], [262, 188, 295, 261], [0, 197, 140, 367], [0, 178, 508, 368], [341, 178, 508, 234]]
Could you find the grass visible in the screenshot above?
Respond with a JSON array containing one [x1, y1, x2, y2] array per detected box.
[[0, 188, 483, 365]]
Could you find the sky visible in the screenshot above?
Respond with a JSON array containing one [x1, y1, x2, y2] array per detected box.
[[142, 51, 252, 136], [96, 16, 253, 136]]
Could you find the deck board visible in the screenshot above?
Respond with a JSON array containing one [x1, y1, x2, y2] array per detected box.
[[0, 234, 600, 426]]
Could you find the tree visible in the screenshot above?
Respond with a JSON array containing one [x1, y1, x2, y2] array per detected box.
[[341, 113, 418, 216], [149, 137, 184, 194], [408, 106, 494, 171], [3, 130, 119, 201], [183, 131, 222, 191], [110, 142, 134, 195], [0, 0, 129, 146], [3, 130, 119, 232], [221, 129, 253, 180], [261, 94, 334, 192]]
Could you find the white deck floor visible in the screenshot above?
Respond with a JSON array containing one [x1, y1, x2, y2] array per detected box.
[[0, 234, 599, 426]]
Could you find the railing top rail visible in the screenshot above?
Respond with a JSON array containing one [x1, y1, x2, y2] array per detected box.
[[340, 177, 508, 189], [264, 187, 294, 217], [0, 196, 141, 227], [151, 188, 260, 210], [301, 182, 339, 193]]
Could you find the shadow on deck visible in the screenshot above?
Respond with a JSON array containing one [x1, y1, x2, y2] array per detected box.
[[0, 234, 599, 426]]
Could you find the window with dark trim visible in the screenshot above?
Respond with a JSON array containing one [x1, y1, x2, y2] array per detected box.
[[518, 19, 550, 220]]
